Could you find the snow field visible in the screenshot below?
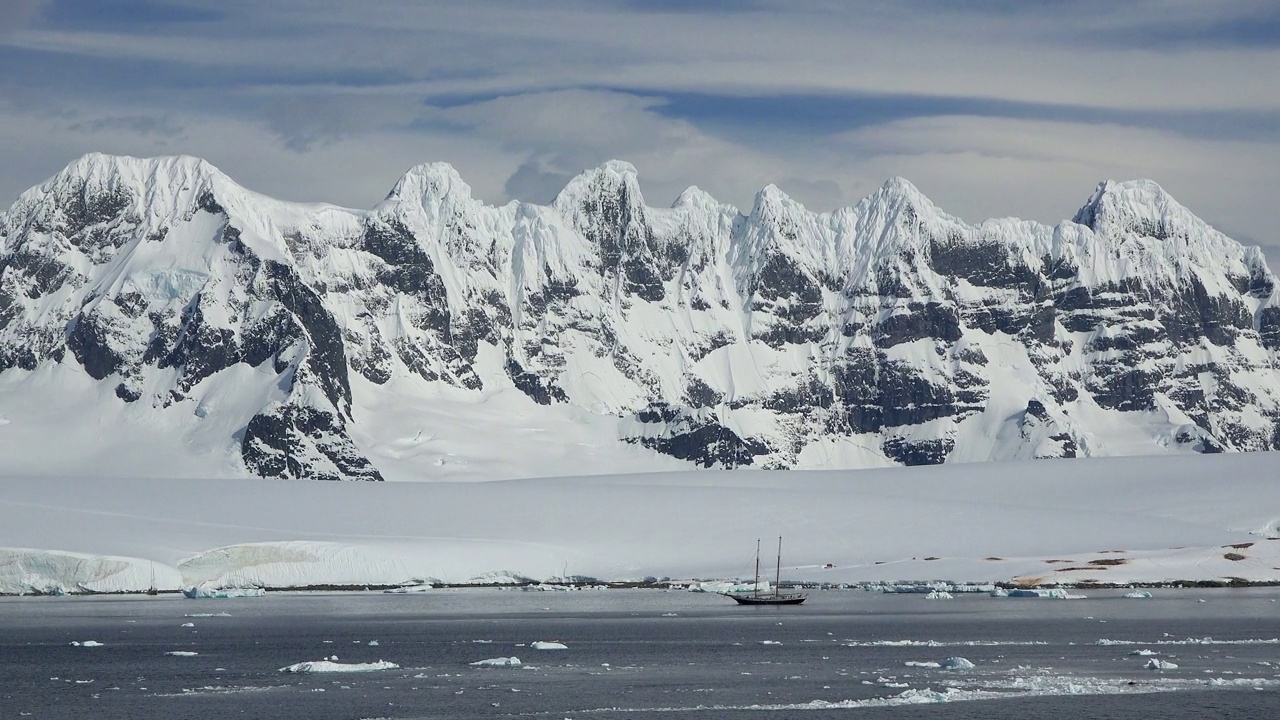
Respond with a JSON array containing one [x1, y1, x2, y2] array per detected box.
[[3, 451, 1280, 592]]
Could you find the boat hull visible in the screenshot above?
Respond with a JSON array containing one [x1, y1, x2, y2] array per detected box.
[[726, 593, 807, 605]]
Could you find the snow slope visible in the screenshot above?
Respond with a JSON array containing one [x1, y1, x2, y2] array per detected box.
[[2, 452, 1279, 593], [2, 154, 1279, 480]]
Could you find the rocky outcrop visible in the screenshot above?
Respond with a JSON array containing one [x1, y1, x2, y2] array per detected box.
[[1, 154, 1278, 479]]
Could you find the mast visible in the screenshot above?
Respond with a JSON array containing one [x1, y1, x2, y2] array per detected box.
[[753, 539, 761, 597], [775, 536, 782, 598]]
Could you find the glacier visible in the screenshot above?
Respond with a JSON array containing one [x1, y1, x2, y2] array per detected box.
[[3, 452, 1280, 593], [1, 153, 1278, 480]]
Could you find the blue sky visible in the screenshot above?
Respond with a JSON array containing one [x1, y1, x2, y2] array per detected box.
[[2, 0, 1279, 248]]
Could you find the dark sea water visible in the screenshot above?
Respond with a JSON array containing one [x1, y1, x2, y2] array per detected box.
[[3, 587, 1279, 719]]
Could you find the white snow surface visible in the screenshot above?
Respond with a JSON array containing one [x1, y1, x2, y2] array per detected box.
[[279, 660, 398, 673], [2, 154, 1279, 482], [470, 656, 522, 667], [531, 641, 568, 650], [3, 452, 1280, 592]]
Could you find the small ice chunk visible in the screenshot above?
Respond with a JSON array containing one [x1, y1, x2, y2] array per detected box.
[[924, 590, 953, 600], [760, 640, 782, 645], [1130, 649, 1159, 656], [183, 586, 265, 599], [368, 640, 379, 646], [905, 661, 941, 668], [1124, 591, 1153, 599], [941, 657, 975, 670], [531, 641, 567, 650], [279, 660, 398, 673], [470, 657, 522, 668], [165, 651, 198, 657], [181, 622, 195, 627], [71, 641, 103, 647], [1145, 659, 1179, 670]]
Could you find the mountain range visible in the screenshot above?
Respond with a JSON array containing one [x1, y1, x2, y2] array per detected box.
[[1, 154, 1277, 480]]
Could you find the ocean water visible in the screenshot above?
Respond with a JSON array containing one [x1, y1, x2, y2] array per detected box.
[[2, 587, 1279, 718]]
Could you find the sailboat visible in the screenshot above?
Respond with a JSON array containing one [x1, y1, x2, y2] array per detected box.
[[726, 537, 807, 605]]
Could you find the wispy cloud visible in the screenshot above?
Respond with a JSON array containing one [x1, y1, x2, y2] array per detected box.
[[0, 0, 1277, 247]]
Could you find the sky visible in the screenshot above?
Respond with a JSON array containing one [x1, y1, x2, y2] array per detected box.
[[1, 0, 1278, 253]]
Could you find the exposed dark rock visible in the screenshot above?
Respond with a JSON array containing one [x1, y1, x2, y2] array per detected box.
[[66, 312, 126, 380], [159, 297, 239, 395], [1259, 306, 1280, 351], [874, 302, 961, 347], [626, 404, 770, 468], [883, 436, 954, 466], [241, 405, 383, 481], [684, 376, 723, 408], [506, 357, 567, 405], [929, 238, 1039, 289], [261, 261, 352, 416]]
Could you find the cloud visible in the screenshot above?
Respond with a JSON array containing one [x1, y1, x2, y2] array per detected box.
[[0, 0, 46, 36], [420, 89, 807, 209], [834, 115, 1280, 240], [1, 0, 1278, 256]]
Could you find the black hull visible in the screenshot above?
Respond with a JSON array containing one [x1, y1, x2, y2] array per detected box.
[[727, 593, 807, 605]]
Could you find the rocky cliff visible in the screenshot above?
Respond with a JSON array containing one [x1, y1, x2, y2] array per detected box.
[[2, 154, 1277, 479]]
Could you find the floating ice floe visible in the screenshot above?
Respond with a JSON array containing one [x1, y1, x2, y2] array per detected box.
[[941, 657, 975, 670], [1123, 590, 1153, 599], [1145, 659, 1178, 670], [279, 660, 398, 673], [70, 641, 103, 647], [165, 651, 198, 656], [924, 590, 953, 600], [876, 583, 995, 594], [367, 640, 379, 646], [1004, 589, 1086, 599], [1130, 649, 1159, 656], [531, 641, 567, 650], [470, 657, 522, 667], [905, 661, 942, 668], [183, 586, 265, 599], [181, 622, 195, 627]]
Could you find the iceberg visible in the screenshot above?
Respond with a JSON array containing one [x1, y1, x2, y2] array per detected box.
[[470, 656, 522, 667], [279, 660, 398, 673], [531, 641, 567, 650], [1005, 588, 1085, 599], [183, 586, 265, 599]]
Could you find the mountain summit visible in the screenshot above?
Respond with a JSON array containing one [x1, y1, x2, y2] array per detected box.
[[2, 154, 1277, 480]]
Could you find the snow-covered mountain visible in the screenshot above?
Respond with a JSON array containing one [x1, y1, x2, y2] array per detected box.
[[2, 154, 1278, 480]]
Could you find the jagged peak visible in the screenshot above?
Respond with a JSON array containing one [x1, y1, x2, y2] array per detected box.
[[861, 175, 937, 214], [553, 160, 646, 214], [382, 161, 472, 206], [1072, 178, 1193, 237], [746, 183, 806, 224], [879, 175, 922, 197], [672, 185, 725, 211], [36, 153, 229, 198]]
